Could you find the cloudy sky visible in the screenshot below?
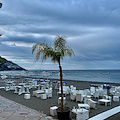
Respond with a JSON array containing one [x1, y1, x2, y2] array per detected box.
[[0, 0, 120, 70]]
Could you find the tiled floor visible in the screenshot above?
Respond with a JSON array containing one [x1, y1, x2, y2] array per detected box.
[[0, 96, 52, 120]]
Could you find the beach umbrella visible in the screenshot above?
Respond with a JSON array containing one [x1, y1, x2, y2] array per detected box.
[[39, 71, 52, 79], [0, 75, 8, 79], [0, 71, 13, 79], [56, 72, 65, 76], [27, 71, 35, 76], [63, 81, 67, 85]]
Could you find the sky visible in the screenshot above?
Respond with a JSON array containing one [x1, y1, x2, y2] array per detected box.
[[0, 0, 120, 70]]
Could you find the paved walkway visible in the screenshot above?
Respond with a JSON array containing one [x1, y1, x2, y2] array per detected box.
[[0, 96, 53, 120], [88, 106, 120, 120]]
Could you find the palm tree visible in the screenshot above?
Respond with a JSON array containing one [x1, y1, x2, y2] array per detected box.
[[32, 35, 74, 111]]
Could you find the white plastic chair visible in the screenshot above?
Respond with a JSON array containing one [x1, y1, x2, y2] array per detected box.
[[88, 99, 97, 109]]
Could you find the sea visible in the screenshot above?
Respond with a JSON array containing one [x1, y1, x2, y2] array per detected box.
[[0, 70, 120, 84], [30, 70, 120, 84]]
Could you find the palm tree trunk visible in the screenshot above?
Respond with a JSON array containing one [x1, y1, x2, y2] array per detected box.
[[59, 62, 64, 111]]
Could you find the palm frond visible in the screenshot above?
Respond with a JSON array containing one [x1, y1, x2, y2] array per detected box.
[[32, 35, 75, 63], [54, 35, 67, 51]]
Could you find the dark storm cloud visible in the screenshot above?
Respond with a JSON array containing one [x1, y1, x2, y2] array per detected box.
[[0, 0, 120, 69]]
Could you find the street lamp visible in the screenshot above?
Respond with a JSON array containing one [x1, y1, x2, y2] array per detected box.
[[0, 3, 2, 8]]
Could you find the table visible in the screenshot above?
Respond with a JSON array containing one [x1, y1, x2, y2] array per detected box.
[[78, 104, 90, 110], [57, 91, 66, 96], [14, 86, 21, 94], [18, 83, 26, 86], [18, 83, 26, 93], [24, 85, 30, 93], [98, 99, 111, 106], [33, 90, 45, 98], [71, 108, 89, 120]]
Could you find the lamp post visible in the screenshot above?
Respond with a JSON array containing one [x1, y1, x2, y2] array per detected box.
[[0, 3, 2, 8]]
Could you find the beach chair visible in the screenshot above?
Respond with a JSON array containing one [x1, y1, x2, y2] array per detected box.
[[93, 91, 99, 99], [102, 89, 107, 95], [84, 89, 91, 96], [116, 86, 120, 92], [103, 95, 112, 101], [110, 86, 116, 95], [50, 106, 58, 116], [113, 96, 119, 102], [84, 96, 91, 104], [24, 94, 30, 99], [70, 92, 76, 101], [90, 87, 95, 94], [41, 94, 47, 99], [76, 93, 82, 102], [87, 99, 97, 109], [115, 91, 120, 97], [47, 89, 53, 98]]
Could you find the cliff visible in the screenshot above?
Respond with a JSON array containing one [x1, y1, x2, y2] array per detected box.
[[0, 56, 26, 71]]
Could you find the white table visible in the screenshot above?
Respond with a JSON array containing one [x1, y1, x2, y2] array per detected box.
[[33, 90, 45, 98], [98, 99, 111, 106], [14, 86, 21, 94], [57, 91, 66, 96], [24, 85, 30, 93], [78, 104, 90, 110], [71, 108, 89, 120], [18, 83, 27, 94], [18, 83, 26, 86]]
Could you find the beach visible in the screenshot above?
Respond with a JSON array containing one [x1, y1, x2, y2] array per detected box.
[[0, 77, 120, 120]]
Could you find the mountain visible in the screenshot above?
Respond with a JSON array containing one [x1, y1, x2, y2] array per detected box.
[[0, 56, 26, 71]]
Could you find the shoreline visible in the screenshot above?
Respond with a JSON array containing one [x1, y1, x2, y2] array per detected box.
[[27, 75, 120, 85], [38, 77, 120, 86]]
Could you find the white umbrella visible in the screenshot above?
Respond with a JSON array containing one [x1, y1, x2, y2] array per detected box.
[[39, 71, 52, 79], [1, 75, 8, 79], [56, 72, 65, 76]]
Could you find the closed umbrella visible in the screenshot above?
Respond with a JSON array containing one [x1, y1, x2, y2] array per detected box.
[[39, 71, 52, 80]]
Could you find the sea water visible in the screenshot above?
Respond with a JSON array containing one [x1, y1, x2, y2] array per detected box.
[[0, 70, 120, 83], [31, 70, 120, 83]]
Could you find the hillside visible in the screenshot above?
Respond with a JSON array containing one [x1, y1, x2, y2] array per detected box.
[[0, 56, 26, 71]]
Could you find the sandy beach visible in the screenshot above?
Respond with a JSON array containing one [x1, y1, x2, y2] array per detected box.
[[0, 77, 120, 120]]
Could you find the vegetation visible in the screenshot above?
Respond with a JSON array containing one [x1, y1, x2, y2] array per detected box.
[[32, 35, 74, 111], [0, 58, 7, 63]]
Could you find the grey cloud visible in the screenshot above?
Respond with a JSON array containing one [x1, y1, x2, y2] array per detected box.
[[1, 0, 120, 27], [1, 0, 120, 69]]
